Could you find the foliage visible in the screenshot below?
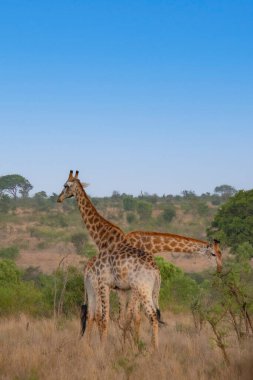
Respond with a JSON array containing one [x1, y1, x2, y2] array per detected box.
[[39, 213, 68, 228], [71, 232, 89, 255], [0, 259, 21, 286], [0, 245, 19, 260], [207, 189, 253, 251], [0, 194, 11, 213], [0, 174, 33, 198], [52, 266, 84, 317], [162, 204, 176, 223], [191, 246, 253, 363], [126, 212, 137, 224], [136, 200, 152, 221], [0, 260, 49, 316], [122, 196, 136, 211], [181, 190, 196, 198], [84, 243, 97, 258], [196, 201, 209, 216], [155, 257, 198, 311], [214, 184, 237, 199]]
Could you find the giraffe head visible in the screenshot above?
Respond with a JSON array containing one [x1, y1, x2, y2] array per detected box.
[[57, 170, 88, 202], [203, 240, 222, 272]]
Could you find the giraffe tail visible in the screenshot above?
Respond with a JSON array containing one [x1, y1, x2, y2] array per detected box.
[[153, 273, 166, 326], [80, 304, 88, 337], [156, 308, 166, 325]]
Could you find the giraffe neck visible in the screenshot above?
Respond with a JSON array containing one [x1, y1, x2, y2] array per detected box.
[[75, 182, 124, 250], [126, 231, 208, 254]]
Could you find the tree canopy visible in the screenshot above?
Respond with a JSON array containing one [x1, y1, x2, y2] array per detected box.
[[207, 189, 253, 251], [214, 184, 237, 198], [0, 174, 33, 198]]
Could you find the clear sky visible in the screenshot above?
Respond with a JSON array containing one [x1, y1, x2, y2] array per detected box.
[[0, 0, 252, 196]]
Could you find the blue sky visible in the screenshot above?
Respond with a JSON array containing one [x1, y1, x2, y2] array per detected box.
[[0, 0, 252, 196]]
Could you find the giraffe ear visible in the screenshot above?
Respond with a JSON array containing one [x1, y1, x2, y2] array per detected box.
[[68, 170, 74, 180], [81, 182, 89, 189], [75, 170, 79, 179]]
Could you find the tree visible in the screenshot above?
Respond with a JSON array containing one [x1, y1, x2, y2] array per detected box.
[[136, 200, 152, 220], [207, 189, 253, 251], [123, 196, 136, 211], [162, 205, 176, 223], [181, 190, 196, 198], [214, 185, 237, 199], [0, 174, 33, 199]]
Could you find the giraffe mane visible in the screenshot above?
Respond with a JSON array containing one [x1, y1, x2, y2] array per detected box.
[[75, 180, 124, 234], [126, 230, 208, 245]]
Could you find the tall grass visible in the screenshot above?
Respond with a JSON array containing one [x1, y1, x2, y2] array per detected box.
[[0, 313, 252, 380]]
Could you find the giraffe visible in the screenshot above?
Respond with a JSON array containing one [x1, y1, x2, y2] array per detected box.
[[126, 231, 222, 272], [57, 170, 162, 348], [57, 170, 222, 345]]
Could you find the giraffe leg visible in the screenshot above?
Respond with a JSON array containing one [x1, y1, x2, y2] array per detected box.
[[137, 288, 159, 350], [133, 299, 141, 341], [84, 277, 97, 344], [122, 292, 136, 343], [99, 285, 110, 343], [117, 290, 128, 329]]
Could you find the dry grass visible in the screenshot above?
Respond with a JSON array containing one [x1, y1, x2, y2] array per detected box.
[[0, 313, 252, 380]]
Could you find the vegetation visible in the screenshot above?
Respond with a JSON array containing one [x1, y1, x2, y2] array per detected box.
[[0, 172, 252, 376], [0, 174, 33, 198], [208, 189, 253, 252], [0, 245, 19, 260]]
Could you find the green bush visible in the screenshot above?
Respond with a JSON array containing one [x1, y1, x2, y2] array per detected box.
[[0, 194, 11, 213], [162, 205, 176, 223], [207, 189, 253, 251], [126, 212, 137, 224], [0, 260, 50, 316], [123, 196, 136, 211], [155, 257, 198, 311], [196, 202, 209, 216], [136, 200, 152, 221], [71, 232, 89, 255], [0, 245, 19, 260], [52, 266, 84, 316]]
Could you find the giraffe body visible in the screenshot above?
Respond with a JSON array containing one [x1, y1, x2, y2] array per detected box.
[[58, 171, 161, 348], [58, 171, 222, 348]]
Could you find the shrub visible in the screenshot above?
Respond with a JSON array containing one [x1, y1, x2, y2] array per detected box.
[[162, 205, 176, 223], [0, 245, 19, 260], [0, 194, 11, 213], [126, 212, 137, 224], [196, 202, 209, 216], [155, 257, 198, 311], [123, 196, 136, 211], [71, 232, 89, 255], [52, 266, 84, 316], [0, 260, 50, 316], [136, 200, 152, 221]]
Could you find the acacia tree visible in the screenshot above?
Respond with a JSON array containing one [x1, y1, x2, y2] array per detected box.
[[214, 185, 237, 199], [0, 174, 33, 199]]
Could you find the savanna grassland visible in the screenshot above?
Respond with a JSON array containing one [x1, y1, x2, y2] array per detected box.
[[0, 181, 253, 379], [0, 313, 252, 380]]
